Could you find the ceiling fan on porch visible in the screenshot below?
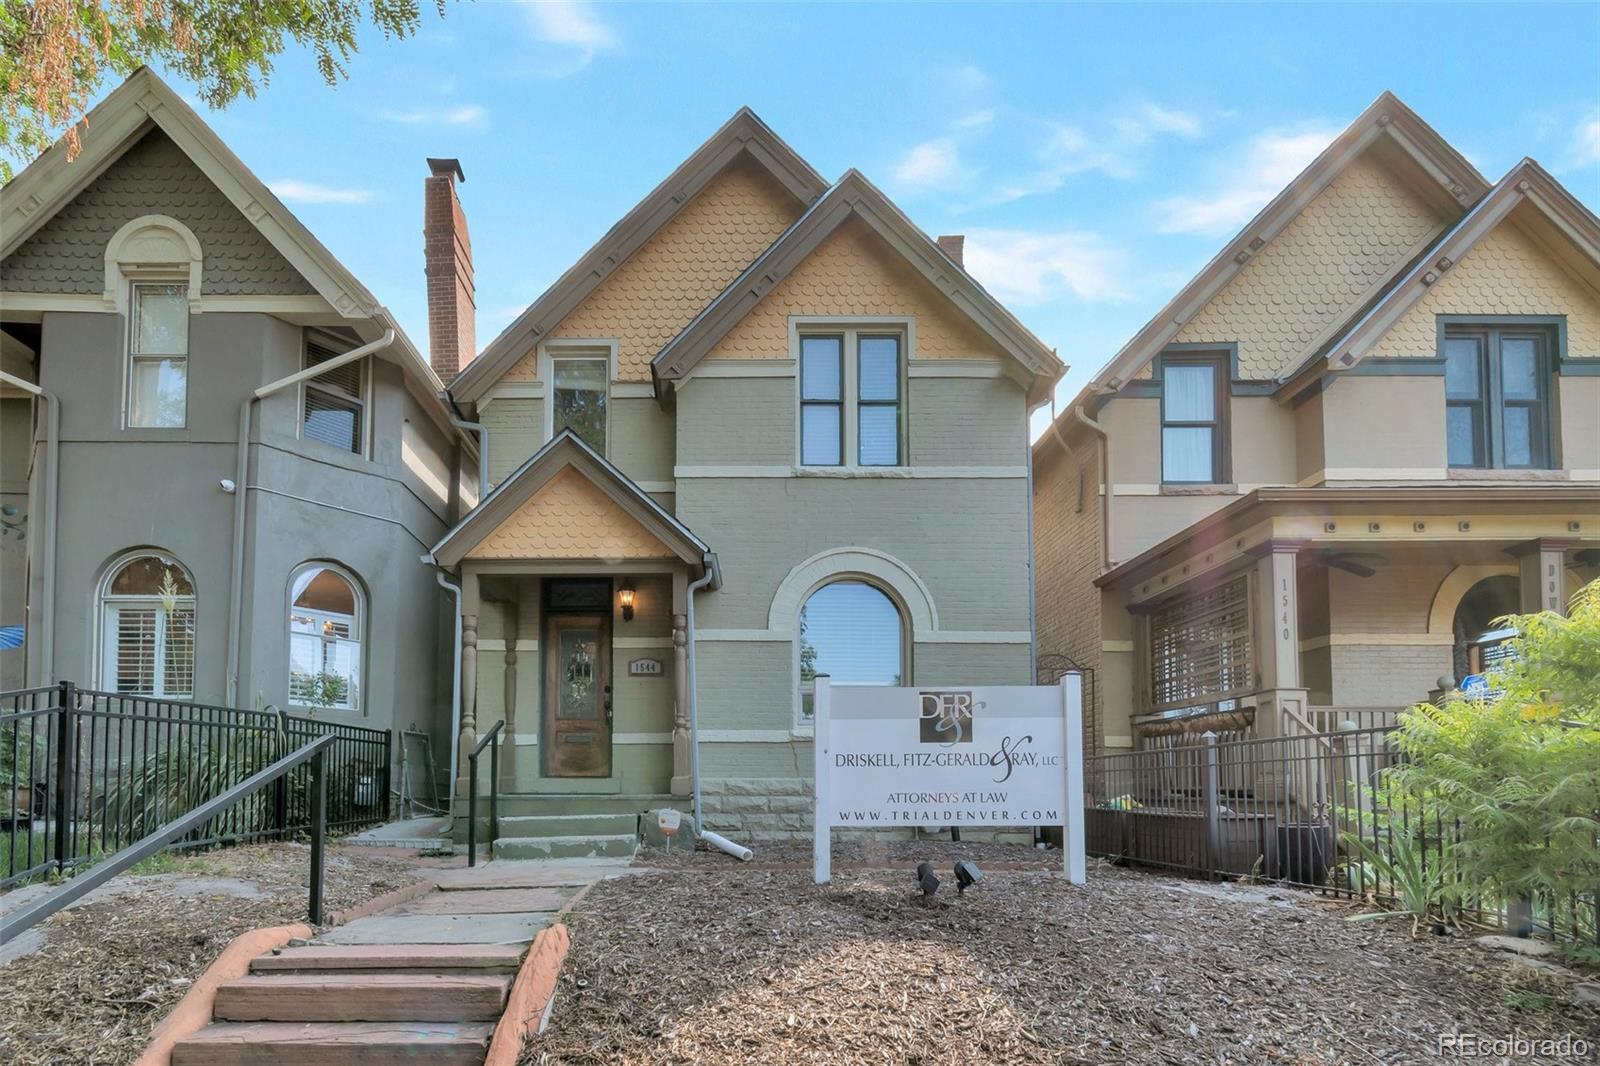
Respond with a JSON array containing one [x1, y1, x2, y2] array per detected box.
[[1311, 548, 1384, 578]]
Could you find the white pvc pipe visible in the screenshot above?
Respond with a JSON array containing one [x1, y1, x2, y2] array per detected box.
[[698, 829, 752, 862], [431, 564, 464, 818]]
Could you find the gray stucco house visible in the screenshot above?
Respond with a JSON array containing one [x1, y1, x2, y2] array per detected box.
[[1, 69, 476, 769], [1, 70, 1064, 846]]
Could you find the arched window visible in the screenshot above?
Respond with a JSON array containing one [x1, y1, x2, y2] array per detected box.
[[797, 580, 904, 721], [288, 564, 363, 711], [100, 553, 196, 698]]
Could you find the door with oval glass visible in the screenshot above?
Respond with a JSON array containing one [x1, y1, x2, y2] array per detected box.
[[543, 612, 612, 777]]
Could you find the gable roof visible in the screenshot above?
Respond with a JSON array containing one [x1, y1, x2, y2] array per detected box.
[[429, 429, 717, 577], [652, 169, 1064, 402], [0, 67, 446, 396], [449, 108, 830, 405], [1278, 157, 1600, 398], [1079, 91, 1488, 398]]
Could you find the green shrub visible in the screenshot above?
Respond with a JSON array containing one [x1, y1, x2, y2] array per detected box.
[[1373, 579, 1599, 941]]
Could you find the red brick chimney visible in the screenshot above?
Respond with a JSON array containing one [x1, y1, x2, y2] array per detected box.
[[937, 234, 965, 268], [424, 158, 475, 380]]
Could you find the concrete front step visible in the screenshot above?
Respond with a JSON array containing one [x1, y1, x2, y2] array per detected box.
[[251, 943, 524, 974], [170, 1021, 494, 1066], [485, 793, 675, 817], [493, 832, 638, 860], [497, 812, 638, 838], [214, 973, 511, 1022]]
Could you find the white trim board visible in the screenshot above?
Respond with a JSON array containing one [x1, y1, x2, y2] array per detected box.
[[672, 465, 1027, 479], [694, 628, 1033, 645]]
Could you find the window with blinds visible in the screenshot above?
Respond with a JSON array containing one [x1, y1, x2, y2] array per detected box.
[[1148, 575, 1254, 712], [101, 554, 196, 698], [303, 337, 366, 453]]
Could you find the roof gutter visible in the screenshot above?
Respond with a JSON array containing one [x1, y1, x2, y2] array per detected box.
[[0, 370, 59, 683], [225, 329, 395, 706]]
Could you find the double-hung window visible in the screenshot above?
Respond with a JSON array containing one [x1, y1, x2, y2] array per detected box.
[[799, 331, 903, 467], [549, 352, 609, 454], [1443, 326, 1551, 469], [128, 283, 190, 428], [1160, 357, 1224, 484], [302, 336, 368, 454]]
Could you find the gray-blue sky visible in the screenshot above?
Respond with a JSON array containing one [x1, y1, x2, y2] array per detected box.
[[127, 2, 1600, 435]]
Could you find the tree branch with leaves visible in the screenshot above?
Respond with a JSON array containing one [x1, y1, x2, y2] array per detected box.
[[0, 0, 443, 178]]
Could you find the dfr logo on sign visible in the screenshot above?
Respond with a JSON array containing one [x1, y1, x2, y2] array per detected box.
[[919, 690, 978, 744]]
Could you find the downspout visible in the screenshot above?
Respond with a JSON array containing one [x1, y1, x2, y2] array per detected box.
[[1073, 403, 1115, 573], [225, 330, 395, 705], [685, 557, 750, 860], [448, 414, 490, 504], [428, 561, 464, 819], [0, 371, 59, 683]]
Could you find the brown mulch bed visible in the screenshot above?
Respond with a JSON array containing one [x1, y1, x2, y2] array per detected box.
[[525, 862, 1599, 1065], [0, 843, 420, 1066]]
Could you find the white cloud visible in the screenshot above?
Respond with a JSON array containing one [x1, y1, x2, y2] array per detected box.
[[894, 139, 965, 191], [956, 108, 996, 130], [524, 0, 619, 70], [963, 228, 1131, 305], [1153, 128, 1336, 236], [945, 63, 990, 94], [1114, 102, 1204, 144], [268, 179, 374, 206], [1572, 116, 1600, 168], [381, 104, 487, 127]]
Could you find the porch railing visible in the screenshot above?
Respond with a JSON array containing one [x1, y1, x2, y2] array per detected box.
[[465, 719, 504, 868], [2, 682, 391, 887], [1087, 725, 1598, 946]]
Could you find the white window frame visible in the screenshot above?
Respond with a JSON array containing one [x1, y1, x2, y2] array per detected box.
[[125, 280, 192, 429], [790, 318, 910, 471], [97, 551, 197, 699], [793, 576, 909, 729], [287, 562, 365, 714], [538, 340, 617, 455], [299, 331, 372, 458]]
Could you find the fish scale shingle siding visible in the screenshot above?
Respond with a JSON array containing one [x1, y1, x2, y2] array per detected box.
[[710, 219, 1006, 360], [1173, 155, 1449, 378], [1032, 444, 1105, 753], [501, 160, 802, 383], [1369, 221, 1600, 357], [1, 130, 314, 295], [466, 467, 666, 559]]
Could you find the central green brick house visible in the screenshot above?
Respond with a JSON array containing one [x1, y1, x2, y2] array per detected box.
[[431, 110, 1063, 838]]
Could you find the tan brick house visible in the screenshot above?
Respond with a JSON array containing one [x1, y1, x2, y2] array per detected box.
[[1033, 92, 1600, 755]]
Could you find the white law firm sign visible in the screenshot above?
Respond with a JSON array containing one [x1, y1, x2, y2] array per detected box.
[[812, 675, 1086, 885]]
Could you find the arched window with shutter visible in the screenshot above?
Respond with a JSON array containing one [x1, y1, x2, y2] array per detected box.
[[99, 552, 196, 698], [288, 563, 364, 712]]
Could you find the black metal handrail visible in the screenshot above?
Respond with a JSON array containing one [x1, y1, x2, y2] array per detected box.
[[466, 720, 504, 868], [1, 734, 337, 942]]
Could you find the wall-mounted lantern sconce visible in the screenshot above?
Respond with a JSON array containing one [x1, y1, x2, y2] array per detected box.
[[618, 579, 635, 622]]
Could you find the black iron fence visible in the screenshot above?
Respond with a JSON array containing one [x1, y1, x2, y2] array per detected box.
[[1086, 725, 1598, 945], [2, 682, 390, 887]]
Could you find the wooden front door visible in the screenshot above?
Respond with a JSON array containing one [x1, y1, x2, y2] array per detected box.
[[543, 612, 612, 777]]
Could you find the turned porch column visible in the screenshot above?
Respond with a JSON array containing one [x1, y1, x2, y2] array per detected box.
[[501, 597, 519, 789], [670, 569, 692, 796], [456, 569, 480, 797]]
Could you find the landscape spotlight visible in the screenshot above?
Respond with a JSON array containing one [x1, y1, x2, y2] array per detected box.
[[953, 860, 983, 895], [915, 861, 939, 896]]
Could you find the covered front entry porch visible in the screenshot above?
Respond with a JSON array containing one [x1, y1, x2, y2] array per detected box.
[[1098, 485, 1599, 750], [428, 432, 718, 853]]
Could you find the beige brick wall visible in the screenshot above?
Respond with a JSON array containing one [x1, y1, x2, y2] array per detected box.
[[1370, 217, 1600, 358], [1173, 153, 1449, 378], [1032, 440, 1106, 753]]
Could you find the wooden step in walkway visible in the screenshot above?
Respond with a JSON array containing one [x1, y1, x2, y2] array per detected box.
[[164, 860, 628, 1065]]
